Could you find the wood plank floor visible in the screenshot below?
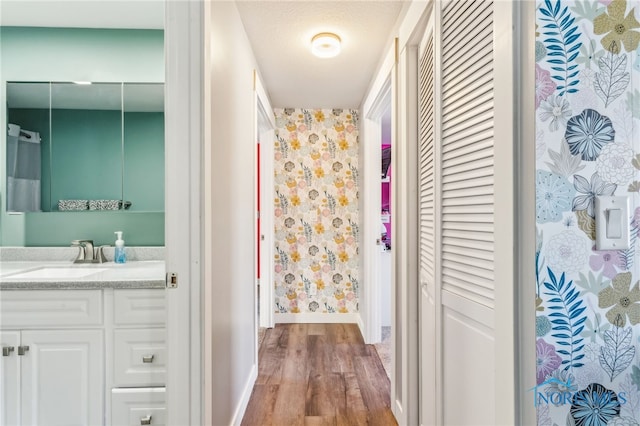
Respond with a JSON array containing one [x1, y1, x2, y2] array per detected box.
[[241, 323, 397, 426]]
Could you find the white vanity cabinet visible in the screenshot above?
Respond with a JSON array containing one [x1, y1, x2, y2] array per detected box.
[[0, 291, 104, 426], [0, 287, 166, 426], [20, 330, 103, 425], [109, 289, 167, 426], [0, 331, 20, 426]]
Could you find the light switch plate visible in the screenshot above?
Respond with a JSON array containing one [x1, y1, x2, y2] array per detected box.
[[595, 196, 629, 251]]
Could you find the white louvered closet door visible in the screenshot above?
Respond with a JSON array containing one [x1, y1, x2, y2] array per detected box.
[[441, 0, 496, 423], [427, 0, 497, 424], [418, 12, 437, 426]]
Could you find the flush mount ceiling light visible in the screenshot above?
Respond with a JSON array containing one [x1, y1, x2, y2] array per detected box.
[[311, 32, 341, 58]]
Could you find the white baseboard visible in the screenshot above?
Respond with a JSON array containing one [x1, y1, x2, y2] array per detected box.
[[394, 399, 405, 425], [357, 314, 365, 339], [230, 363, 257, 426], [275, 312, 361, 324]]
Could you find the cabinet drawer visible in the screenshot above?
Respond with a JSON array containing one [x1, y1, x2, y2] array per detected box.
[[112, 388, 166, 426], [114, 289, 166, 326], [0, 290, 102, 328], [114, 328, 166, 387]]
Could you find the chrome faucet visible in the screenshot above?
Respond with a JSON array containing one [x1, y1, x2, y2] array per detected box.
[[71, 240, 108, 263]]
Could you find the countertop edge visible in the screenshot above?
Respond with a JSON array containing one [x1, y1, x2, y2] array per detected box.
[[0, 279, 165, 290], [0, 259, 165, 290]]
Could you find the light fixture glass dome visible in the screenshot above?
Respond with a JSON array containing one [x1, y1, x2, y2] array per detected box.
[[311, 32, 341, 58]]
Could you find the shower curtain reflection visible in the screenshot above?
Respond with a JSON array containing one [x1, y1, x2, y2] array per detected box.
[[7, 123, 41, 212]]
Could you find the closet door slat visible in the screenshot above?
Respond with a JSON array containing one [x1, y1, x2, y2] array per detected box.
[[441, 0, 495, 309], [418, 29, 436, 291]]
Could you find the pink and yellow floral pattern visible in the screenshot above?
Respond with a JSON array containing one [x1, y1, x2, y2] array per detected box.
[[273, 108, 360, 314]]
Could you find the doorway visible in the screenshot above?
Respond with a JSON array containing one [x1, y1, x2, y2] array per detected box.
[[377, 105, 393, 377], [362, 65, 395, 402], [254, 71, 276, 349]]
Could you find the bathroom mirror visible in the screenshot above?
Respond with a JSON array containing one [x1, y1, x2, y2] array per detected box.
[[123, 83, 165, 212], [6, 81, 164, 213], [1, 25, 164, 246]]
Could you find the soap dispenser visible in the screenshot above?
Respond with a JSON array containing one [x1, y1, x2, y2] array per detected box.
[[114, 231, 127, 264]]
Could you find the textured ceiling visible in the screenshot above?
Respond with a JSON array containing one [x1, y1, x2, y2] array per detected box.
[[236, 1, 407, 109]]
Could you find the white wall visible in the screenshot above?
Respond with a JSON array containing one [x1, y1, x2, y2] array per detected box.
[[205, 2, 260, 424]]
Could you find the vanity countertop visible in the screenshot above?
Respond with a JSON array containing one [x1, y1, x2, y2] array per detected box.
[[0, 260, 165, 290]]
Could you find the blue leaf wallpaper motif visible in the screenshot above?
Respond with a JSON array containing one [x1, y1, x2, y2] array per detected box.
[[536, 0, 640, 423], [539, 0, 583, 96], [544, 268, 588, 371]]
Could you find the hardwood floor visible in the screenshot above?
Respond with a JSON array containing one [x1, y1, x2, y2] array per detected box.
[[241, 323, 397, 426]]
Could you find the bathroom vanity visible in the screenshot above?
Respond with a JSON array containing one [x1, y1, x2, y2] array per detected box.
[[1, 22, 170, 425], [0, 258, 166, 426]]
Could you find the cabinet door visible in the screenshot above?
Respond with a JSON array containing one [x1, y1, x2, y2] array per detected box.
[[0, 331, 20, 426], [21, 329, 103, 426]]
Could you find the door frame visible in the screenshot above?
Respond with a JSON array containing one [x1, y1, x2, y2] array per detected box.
[[361, 46, 395, 346], [516, 1, 537, 423], [362, 38, 422, 423], [361, 78, 390, 345], [255, 72, 276, 330], [415, 6, 437, 426], [165, 0, 202, 424]]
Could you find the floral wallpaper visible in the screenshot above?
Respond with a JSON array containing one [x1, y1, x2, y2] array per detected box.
[[535, 0, 640, 424], [272, 108, 360, 314]]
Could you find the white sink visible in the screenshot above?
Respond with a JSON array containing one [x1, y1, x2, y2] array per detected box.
[[7, 267, 108, 280]]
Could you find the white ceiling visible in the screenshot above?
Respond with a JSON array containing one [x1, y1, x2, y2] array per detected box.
[[0, 0, 164, 29], [0, 0, 407, 110], [236, 1, 407, 108]]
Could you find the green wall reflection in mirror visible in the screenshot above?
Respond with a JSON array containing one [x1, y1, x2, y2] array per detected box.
[[6, 82, 164, 214]]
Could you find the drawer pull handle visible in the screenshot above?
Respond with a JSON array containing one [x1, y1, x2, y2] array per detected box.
[[18, 346, 29, 356], [142, 354, 155, 363], [140, 415, 152, 425], [2, 346, 14, 356]]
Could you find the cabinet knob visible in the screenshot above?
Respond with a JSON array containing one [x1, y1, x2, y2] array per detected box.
[[17, 346, 29, 356], [142, 354, 155, 363], [140, 415, 152, 425], [2, 346, 14, 356]]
